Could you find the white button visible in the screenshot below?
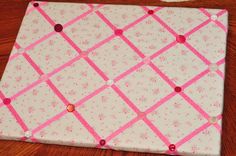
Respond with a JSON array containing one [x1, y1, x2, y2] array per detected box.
[[24, 131, 32, 138], [106, 79, 114, 86], [209, 63, 218, 72], [40, 74, 49, 81], [17, 48, 25, 54], [210, 15, 218, 21], [209, 116, 218, 124]]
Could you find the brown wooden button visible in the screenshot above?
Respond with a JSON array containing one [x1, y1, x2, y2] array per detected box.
[[54, 24, 63, 32], [3, 98, 11, 105], [67, 104, 75, 112], [169, 144, 176, 151], [99, 139, 106, 146], [33, 3, 39, 7]]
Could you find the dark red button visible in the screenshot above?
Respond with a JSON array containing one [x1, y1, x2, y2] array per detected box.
[[99, 139, 106, 146], [148, 10, 154, 14], [174, 86, 182, 93], [114, 29, 123, 36], [33, 3, 39, 7], [67, 104, 75, 112], [3, 98, 11, 105], [176, 35, 186, 43], [169, 144, 176, 151], [54, 24, 63, 32]]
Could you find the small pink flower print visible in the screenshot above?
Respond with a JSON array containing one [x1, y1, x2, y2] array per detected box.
[[39, 131, 46, 137], [82, 83, 88, 89], [196, 86, 204, 93], [68, 90, 76, 96], [51, 101, 58, 108], [113, 45, 119, 50], [172, 120, 180, 127], [56, 75, 62, 81], [32, 89, 38, 95], [32, 29, 39, 34], [80, 71, 87, 77], [125, 81, 130, 87], [135, 32, 141, 37], [15, 76, 22, 82], [121, 14, 127, 19], [15, 65, 22, 70], [173, 102, 181, 109], [140, 132, 148, 140], [60, 9, 65, 15], [28, 107, 34, 113], [139, 95, 147, 102], [66, 126, 73, 132], [98, 114, 105, 120], [2, 83, 9, 88], [82, 40, 89, 45], [153, 88, 160, 94], [101, 96, 107, 102], [32, 19, 38, 24], [111, 60, 117, 66], [113, 138, 121, 145], [71, 27, 77, 33]]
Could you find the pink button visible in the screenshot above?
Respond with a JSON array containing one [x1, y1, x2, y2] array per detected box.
[[176, 35, 186, 43], [33, 3, 39, 7], [148, 10, 154, 14], [54, 24, 63, 32], [174, 86, 182, 93], [99, 139, 106, 146], [169, 144, 176, 151], [80, 52, 88, 58], [40, 74, 48, 81], [115, 29, 123, 36], [143, 57, 151, 64], [3, 98, 11, 105], [138, 112, 146, 118]]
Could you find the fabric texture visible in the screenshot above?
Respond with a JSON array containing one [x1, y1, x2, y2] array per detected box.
[[0, 1, 228, 156]]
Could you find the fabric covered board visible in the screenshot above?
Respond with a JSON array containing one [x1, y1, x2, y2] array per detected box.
[[0, 1, 228, 156]]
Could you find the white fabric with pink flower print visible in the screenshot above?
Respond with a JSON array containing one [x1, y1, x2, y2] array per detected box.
[[0, 1, 228, 156]]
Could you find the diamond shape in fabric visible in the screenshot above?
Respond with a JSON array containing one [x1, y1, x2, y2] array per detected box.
[[157, 8, 207, 34], [184, 72, 224, 116], [109, 120, 166, 152], [15, 9, 53, 48], [177, 126, 221, 156], [0, 56, 39, 97], [50, 59, 105, 103], [124, 17, 175, 56], [41, 2, 90, 25], [98, 5, 146, 28], [0, 107, 24, 139], [116, 65, 173, 111], [147, 95, 207, 143], [27, 34, 79, 73], [187, 22, 227, 63], [152, 44, 207, 85], [34, 113, 97, 146], [88, 37, 141, 79], [77, 88, 136, 138], [10, 82, 65, 129], [64, 13, 113, 51]]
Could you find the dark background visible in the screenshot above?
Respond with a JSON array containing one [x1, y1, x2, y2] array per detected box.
[[0, 0, 235, 155]]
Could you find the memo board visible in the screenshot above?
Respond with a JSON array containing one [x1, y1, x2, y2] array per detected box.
[[0, 1, 228, 156]]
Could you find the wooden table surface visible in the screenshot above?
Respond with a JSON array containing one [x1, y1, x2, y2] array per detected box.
[[0, 0, 236, 155]]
